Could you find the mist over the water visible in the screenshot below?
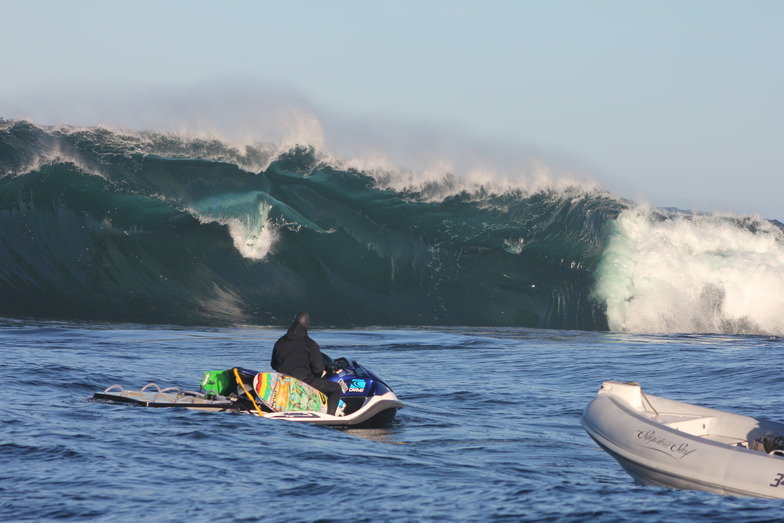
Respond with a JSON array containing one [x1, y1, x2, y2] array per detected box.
[[5, 82, 599, 193]]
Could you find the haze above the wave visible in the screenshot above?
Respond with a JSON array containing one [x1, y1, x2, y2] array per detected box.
[[8, 82, 605, 198], [4, 1, 782, 221]]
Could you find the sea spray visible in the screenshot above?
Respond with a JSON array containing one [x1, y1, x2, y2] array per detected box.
[[594, 208, 784, 335]]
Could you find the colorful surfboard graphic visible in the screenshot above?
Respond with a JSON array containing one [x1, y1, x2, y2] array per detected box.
[[254, 372, 327, 413]]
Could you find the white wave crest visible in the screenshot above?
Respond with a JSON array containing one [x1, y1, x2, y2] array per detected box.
[[188, 194, 278, 261], [5, 80, 604, 200], [317, 121, 602, 201], [594, 207, 784, 335]]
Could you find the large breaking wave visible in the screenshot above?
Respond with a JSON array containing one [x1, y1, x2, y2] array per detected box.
[[1, 119, 782, 334]]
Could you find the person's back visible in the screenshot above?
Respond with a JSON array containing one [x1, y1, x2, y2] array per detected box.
[[270, 312, 342, 415], [270, 314, 323, 382]]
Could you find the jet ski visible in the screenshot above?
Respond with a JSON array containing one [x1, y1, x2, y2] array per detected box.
[[93, 356, 403, 428]]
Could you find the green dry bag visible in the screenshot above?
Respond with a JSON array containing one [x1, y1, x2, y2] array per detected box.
[[200, 370, 233, 396]]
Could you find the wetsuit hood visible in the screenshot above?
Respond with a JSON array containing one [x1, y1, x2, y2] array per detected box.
[[294, 312, 311, 330], [285, 322, 308, 340]]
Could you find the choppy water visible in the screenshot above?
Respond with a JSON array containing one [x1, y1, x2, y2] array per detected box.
[[2, 319, 783, 521]]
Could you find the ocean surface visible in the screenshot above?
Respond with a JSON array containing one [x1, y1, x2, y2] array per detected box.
[[2, 320, 784, 522], [3, 119, 784, 521]]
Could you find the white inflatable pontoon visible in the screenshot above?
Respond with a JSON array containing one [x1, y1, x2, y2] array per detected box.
[[581, 380, 784, 499]]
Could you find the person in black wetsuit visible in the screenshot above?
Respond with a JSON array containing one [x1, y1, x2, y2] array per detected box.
[[270, 312, 342, 415]]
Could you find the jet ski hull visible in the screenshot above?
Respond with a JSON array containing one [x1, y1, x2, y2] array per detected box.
[[94, 361, 403, 428]]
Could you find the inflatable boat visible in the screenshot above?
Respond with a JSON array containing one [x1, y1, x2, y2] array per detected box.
[[94, 357, 403, 428], [581, 380, 784, 499]]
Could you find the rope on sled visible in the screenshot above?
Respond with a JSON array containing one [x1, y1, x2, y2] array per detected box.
[[233, 367, 266, 417]]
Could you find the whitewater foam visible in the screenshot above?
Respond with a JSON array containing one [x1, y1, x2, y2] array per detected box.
[[223, 204, 277, 261], [594, 207, 784, 335], [188, 193, 280, 261]]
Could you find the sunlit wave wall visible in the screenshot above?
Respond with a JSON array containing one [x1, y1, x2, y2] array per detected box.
[[1, 119, 782, 334]]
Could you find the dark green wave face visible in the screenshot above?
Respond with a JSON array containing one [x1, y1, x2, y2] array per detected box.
[[0, 120, 626, 328]]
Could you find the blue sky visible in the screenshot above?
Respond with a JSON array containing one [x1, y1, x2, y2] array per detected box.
[[3, 1, 782, 219]]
